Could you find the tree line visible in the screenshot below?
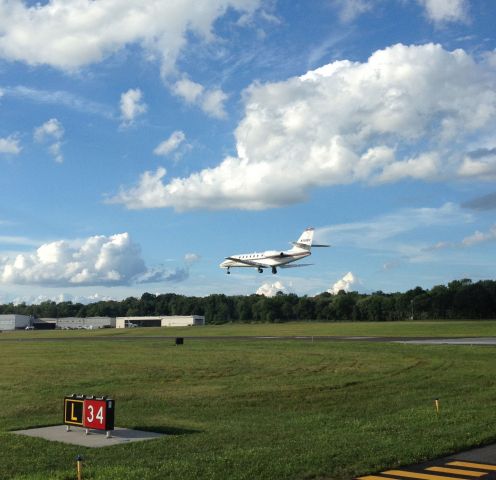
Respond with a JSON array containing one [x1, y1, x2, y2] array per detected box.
[[1, 278, 496, 323]]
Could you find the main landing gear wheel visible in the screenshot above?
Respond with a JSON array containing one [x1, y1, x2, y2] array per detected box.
[[226, 268, 231, 275], [258, 267, 263, 273], [271, 266, 277, 274]]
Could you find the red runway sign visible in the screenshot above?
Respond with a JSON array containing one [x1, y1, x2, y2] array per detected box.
[[64, 395, 114, 431]]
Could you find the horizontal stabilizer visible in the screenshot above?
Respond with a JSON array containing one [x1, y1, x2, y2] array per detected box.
[[280, 263, 313, 269], [292, 242, 330, 248]]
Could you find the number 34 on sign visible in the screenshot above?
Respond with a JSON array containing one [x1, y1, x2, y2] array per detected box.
[[64, 395, 115, 431]]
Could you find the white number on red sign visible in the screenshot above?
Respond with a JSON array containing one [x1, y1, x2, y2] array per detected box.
[[96, 406, 104, 423], [86, 405, 104, 424]]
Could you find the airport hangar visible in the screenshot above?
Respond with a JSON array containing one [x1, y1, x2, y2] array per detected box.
[[115, 315, 205, 328], [0, 314, 205, 331], [0, 315, 116, 330], [0, 314, 32, 331]]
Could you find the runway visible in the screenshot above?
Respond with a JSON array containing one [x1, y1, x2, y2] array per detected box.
[[2, 334, 496, 346], [395, 337, 496, 346], [357, 444, 496, 480]]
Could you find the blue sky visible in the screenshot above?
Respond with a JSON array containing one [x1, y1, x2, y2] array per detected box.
[[1, 0, 496, 303]]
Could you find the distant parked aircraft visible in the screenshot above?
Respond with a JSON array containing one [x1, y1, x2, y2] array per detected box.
[[220, 227, 329, 275]]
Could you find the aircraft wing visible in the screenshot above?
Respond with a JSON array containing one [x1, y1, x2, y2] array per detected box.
[[279, 263, 313, 269], [225, 257, 271, 268]]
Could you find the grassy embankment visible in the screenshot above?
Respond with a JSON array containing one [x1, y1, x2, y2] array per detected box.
[[0, 321, 495, 479]]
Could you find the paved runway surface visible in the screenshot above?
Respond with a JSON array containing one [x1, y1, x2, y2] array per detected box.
[[2, 335, 496, 346], [356, 444, 496, 480], [395, 337, 496, 346]]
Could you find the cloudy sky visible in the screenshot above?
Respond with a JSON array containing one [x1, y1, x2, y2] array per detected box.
[[1, 0, 495, 303]]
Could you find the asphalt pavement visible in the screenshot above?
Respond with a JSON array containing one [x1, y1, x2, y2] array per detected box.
[[357, 444, 496, 480], [2, 334, 496, 346]]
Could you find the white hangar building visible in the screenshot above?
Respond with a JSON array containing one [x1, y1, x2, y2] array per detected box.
[[37, 317, 116, 330], [0, 314, 32, 331], [116, 315, 205, 328]]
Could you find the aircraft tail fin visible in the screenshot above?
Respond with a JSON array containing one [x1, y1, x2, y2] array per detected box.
[[291, 228, 314, 251], [291, 228, 330, 251]]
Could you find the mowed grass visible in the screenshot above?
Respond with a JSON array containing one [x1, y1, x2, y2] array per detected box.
[[3, 319, 496, 339], [0, 327, 496, 479]]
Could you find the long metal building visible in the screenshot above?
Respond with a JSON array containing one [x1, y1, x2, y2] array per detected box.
[[0, 314, 32, 331], [37, 317, 115, 329], [115, 315, 205, 328]]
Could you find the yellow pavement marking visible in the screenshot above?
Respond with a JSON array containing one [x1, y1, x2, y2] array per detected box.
[[356, 476, 402, 480], [383, 469, 471, 480], [426, 466, 487, 477], [448, 462, 496, 472], [357, 459, 496, 480]]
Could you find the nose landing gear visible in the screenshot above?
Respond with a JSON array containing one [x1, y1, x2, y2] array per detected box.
[[271, 266, 277, 274], [226, 267, 231, 274], [258, 267, 263, 273]]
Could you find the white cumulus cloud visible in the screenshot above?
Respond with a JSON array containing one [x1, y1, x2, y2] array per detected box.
[[110, 44, 496, 211], [172, 78, 228, 118], [34, 118, 65, 163], [200, 88, 228, 119], [418, 0, 469, 24], [328, 272, 357, 294], [0, 232, 190, 287], [154, 131, 186, 156], [0, 134, 21, 155], [256, 280, 287, 297], [458, 148, 496, 180], [172, 78, 205, 103], [120, 88, 147, 126], [0, 0, 261, 74], [34, 118, 64, 142]]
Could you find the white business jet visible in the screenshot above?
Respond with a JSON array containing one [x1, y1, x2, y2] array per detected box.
[[220, 227, 329, 275]]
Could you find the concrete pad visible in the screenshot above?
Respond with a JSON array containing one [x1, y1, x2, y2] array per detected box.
[[12, 425, 165, 448]]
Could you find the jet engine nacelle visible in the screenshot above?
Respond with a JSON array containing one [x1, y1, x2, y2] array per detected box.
[[264, 250, 285, 258]]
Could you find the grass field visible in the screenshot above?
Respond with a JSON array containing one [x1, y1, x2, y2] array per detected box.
[[3, 319, 496, 339], [1, 322, 496, 479]]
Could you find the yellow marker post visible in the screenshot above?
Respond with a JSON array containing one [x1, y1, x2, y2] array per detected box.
[[76, 455, 83, 480], [434, 398, 440, 415]]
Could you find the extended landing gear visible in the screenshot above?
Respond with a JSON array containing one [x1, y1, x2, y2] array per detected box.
[[271, 266, 277, 274], [226, 268, 231, 275], [258, 267, 263, 273]]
